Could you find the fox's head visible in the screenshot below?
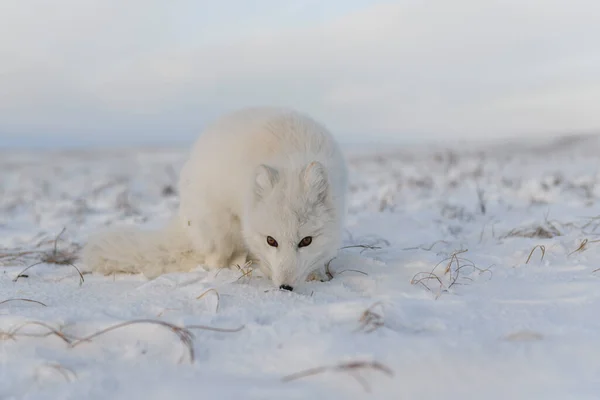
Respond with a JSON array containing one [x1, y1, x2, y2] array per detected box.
[[243, 161, 340, 291]]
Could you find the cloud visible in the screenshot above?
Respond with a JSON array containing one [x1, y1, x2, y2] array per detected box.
[[1, 0, 599, 147]]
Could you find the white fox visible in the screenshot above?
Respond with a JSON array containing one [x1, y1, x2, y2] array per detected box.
[[82, 107, 349, 290]]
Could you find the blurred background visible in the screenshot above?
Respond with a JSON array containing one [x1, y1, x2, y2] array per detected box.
[[1, 0, 599, 149]]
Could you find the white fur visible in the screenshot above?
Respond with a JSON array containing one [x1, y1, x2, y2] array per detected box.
[[81, 107, 348, 288]]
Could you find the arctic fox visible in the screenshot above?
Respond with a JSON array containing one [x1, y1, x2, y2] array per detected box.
[[82, 107, 349, 290]]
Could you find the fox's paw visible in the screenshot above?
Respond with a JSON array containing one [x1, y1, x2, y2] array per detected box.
[[306, 268, 331, 282]]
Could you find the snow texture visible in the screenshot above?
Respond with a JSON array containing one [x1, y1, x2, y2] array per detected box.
[[2, 135, 600, 399]]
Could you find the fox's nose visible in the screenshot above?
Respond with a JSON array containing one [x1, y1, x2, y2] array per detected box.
[[279, 284, 294, 291]]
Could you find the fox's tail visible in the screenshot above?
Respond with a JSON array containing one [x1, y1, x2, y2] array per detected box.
[[80, 218, 203, 278]]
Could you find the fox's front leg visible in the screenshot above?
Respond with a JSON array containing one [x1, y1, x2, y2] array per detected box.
[[184, 209, 245, 270]]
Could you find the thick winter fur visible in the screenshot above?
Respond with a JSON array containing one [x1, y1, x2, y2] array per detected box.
[[81, 107, 348, 288]]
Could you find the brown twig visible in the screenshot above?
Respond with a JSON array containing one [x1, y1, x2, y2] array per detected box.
[[68, 319, 244, 363], [411, 249, 492, 298], [234, 261, 254, 282], [410, 272, 445, 298], [282, 360, 394, 392], [69, 319, 195, 363], [325, 258, 335, 280], [525, 245, 546, 264], [6, 321, 74, 344], [337, 269, 368, 276], [403, 240, 450, 251], [568, 238, 600, 256], [355, 302, 385, 333], [340, 244, 382, 254], [35, 363, 78, 383], [13, 261, 84, 285], [186, 324, 245, 333], [53, 227, 66, 256], [196, 288, 220, 313], [6, 227, 84, 285], [0, 298, 47, 307]]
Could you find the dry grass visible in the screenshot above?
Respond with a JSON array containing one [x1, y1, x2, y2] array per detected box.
[[403, 240, 450, 251], [476, 186, 486, 215], [282, 360, 394, 392], [70, 319, 244, 363], [235, 261, 254, 283], [325, 258, 335, 280], [478, 220, 497, 243], [340, 244, 382, 253], [0, 250, 46, 265], [525, 245, 546, 264], [501, 224, 561, 239], [1, 318, 245, 364], [410, 249, 493, 299], [580, 215, 600, 235], [34, 363, 78, 383], [185, 324, 245, 333], [1, 228, 81, 266], [196, 288, 220, 313], [3, 227, 85, 285], [212, 260, 255, 282], [2, 321, 75, 344], [568, 238, 600, 256], [355, 302, 385, 333], [70, 319, 196, 363], [323, 256, 368, 282], [336, 269, 368, 276], [13, 260, 85, 285], [0, 298, 47, 307]]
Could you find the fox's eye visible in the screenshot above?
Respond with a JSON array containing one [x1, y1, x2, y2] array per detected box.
[[266, 236, 278, 247], [298, 236, 312, 248]]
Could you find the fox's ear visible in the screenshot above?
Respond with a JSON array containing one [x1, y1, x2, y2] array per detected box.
[[254, 164, 279, 200], [303, 161, 329, 204]]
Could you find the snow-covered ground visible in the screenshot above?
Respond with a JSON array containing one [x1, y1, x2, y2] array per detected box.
[[2, 134, 600, 399]]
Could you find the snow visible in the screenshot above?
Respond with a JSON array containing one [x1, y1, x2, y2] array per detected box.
[[2, 135, 600, 399]]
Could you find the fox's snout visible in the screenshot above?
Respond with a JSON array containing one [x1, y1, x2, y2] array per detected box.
[[272, 270, 300, 291]]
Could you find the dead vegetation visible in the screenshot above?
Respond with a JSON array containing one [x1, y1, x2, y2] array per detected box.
[[524, 237, 600, 264], [340, 244, 382, 253], [403, 240, 450, 252], [2, 227, 85, 285], [525, 245, 546, 264], [1, 318, 245, 364], [568, 238, 600, 256], [501, 212, 568, 240], [581, 215, 600, 234], [235, 261, 255, 282], [410, 249, 493, 299], [0, 298, 47, 307], [196, 288, 220, 313], [282, 360, 394, 392], [343, 232, 390, 250], [501, 223, 561, 239], [34, 363, 78, 383], [355, 302, 385, 333], [2, 321, 76, 344], [476, 185, 486, 215], [315, 240, 384, 281], [323, 257, 369, 282], [478, 220, 497, 243]]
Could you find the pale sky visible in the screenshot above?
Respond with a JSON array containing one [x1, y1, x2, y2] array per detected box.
[[1, 0, 599, 148]]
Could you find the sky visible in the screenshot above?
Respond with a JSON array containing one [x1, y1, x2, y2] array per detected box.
[[1, 0, 599, 148]]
